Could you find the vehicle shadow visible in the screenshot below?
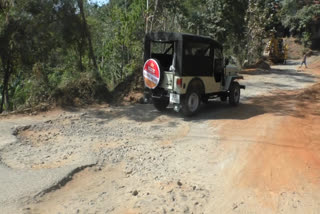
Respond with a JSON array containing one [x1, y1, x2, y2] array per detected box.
[[72, 88, 319, 123], [187, 101, 265, 121], [191, 90, 319, 121], [80, 97, 298, 124]]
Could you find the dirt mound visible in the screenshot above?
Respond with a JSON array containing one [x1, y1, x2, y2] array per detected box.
[[255, 59, 271, 70], [111, 70, 144, 105], [52, 73, 110, 107], [242, 59, 271, 70]]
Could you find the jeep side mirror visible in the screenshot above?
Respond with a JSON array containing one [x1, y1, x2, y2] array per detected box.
[[225, 58, 229, 66]]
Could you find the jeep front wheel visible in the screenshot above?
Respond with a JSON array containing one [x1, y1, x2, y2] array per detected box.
[[182, 89, 201, 116], [152, 98, 169, 111], [229, 82, 240, 106]]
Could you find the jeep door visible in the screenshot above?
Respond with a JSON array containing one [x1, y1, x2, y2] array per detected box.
[[213, 48, 224, 80], [182, 42, 220, 94]]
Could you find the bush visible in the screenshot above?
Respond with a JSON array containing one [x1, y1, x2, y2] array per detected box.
[[52, 72, 110, 106], [11, 63, 51, 110]]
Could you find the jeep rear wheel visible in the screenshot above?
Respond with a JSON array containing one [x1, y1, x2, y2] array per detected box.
[[229, 82, 240, 106], [152, 98, 169, 111], [182, 89, 201, 116]]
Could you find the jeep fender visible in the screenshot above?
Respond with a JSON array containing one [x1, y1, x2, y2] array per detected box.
[[224, 76, 245, 91], [187, 78, 205, 94]]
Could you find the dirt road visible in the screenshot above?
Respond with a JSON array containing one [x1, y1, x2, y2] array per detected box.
[[1, 60, 320, 213]]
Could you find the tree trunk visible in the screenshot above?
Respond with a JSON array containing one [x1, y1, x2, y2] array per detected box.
[[121, 43, 124, 80], [77, 41, 84, 72], [150, 0, 159, 32], [0, 59, 11, 113], [77, 0, 99, 75], [145, 0, 149, 33]]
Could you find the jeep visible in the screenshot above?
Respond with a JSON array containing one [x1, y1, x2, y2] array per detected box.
[[143, 32, 245, 116]]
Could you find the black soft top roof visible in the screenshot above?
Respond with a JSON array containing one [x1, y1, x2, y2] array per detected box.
[[145, 32, 222, 49]]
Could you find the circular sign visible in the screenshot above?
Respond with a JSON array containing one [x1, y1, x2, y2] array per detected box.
[[143, 59, 160, 89]]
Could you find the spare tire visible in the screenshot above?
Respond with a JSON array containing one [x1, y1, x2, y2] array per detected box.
[[143, 59, 162, 89]]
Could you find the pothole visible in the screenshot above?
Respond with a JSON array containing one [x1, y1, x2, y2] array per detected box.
[[1, 111, 184, 170]]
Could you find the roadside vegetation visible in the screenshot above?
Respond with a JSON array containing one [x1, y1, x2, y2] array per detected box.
[[0, 0, 319, 113]]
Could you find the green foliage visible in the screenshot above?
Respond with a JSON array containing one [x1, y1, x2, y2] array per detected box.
[[100, 0, 145, 86], [1, 0, 319, 112], [10, 63, 50, 109], [282, 2, 320, 47], [246, 0, 277, 64], [0, 0, 105, 112]]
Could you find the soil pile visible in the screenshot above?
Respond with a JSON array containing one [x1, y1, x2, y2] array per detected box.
[[255, 59, 271, 70], [242, 59, 271, 70], [52, 73, 110, 107], [111, 70, 144, 105]]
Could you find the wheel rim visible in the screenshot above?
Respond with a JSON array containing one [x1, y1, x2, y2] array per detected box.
[[188, 93, 199, 112], [234, 87, 240, 102]]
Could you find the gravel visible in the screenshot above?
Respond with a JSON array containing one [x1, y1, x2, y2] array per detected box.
[[241, 60, 317, 100], [0, 60, 318, 213]]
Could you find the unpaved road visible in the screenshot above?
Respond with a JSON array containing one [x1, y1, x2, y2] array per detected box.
[[1, 60, 320, 214]]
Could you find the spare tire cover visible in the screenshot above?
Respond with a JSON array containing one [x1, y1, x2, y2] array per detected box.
[[143, 59, 161, 89]]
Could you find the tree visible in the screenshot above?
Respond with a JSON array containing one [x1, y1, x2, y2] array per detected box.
[[281, 0, 320, 47], [77, 0, 99, 74], [0, 0, 108, 112], [0, 0, 26, 112], [99, 0, 145, 84], [245, 0, 280, 64]]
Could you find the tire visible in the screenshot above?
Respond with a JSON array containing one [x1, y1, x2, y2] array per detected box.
[[182, 89, 201, 116], [229, 82, 240, 106], [154, 59, 165, 88], [152, 98, 169, 112], [143, 58, 163, 90]]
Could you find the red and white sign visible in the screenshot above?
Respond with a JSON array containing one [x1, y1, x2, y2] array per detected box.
[[143, 59, 160, 89]]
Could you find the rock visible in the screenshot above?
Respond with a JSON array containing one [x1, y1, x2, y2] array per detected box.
[[177, 181, 182, 187], [232, 203, 238, 210], [183, 206, 189, 213], [132, 190, 139, 196]]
